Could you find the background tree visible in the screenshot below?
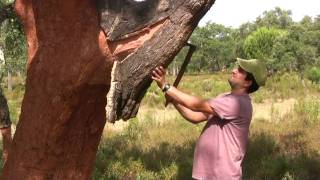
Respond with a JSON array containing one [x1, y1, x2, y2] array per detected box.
[[255, 7, 293, 29], [0, 0, 27, 91], [243, 27, 283, 73], [182, 23, 236, 73]]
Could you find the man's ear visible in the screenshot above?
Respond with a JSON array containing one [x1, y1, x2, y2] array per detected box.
[[245, 80, 252, 88]]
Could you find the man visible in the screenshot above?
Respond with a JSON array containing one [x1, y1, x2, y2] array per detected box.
[[151, 58, 267, 180]]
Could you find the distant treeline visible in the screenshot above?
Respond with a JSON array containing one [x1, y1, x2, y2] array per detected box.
[[169, 7, 320, 83], [1, 4, 319, 84]]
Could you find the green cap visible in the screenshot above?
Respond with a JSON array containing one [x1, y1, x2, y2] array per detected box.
[[236, 58, 267, 86]]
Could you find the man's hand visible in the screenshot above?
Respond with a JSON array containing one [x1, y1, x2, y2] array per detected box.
[[151, 66, 167, 89], [151, 66, 214, 116]]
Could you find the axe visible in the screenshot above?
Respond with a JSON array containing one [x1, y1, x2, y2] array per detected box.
[[165, 42, 196, 107]]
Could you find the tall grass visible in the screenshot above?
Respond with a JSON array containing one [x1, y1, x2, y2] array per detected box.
[[250, 72, 320, 103], [294, 97, 320, 125]]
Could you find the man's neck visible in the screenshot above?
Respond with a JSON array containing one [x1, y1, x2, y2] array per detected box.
[[230, 88, 248, 96]]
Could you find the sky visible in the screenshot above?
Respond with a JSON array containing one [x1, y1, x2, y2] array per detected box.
[[199, 0, 320, 27]]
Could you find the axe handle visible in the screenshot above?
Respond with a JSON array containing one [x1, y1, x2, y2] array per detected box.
[[165, 43, 196, 107]]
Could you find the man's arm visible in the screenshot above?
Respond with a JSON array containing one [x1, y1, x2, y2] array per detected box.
[[165, 85, 213, 113], [172, 102, 209, 124], [152, 66, 214, 114]]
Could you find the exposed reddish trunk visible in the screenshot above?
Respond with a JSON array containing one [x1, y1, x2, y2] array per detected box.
[[2, 0, 113, 178]]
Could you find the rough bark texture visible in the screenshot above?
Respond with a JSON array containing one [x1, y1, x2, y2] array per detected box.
[[102, 0, 215, 122], [1, 0, 215, 179]]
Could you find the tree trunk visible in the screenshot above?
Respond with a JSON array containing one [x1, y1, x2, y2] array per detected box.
[[2, 0, 215, 179], [2, 1, 113, 178]]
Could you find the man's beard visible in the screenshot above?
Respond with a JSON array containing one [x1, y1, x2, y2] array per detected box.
[[228, 78, 239, 90]]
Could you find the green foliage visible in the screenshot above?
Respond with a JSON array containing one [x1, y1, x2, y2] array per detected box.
[[0, 18, 27, 70], [169, 23, 237, 73], [270, 26, 317, 73], [233, 22, 256, 59], [169, 7, 319, 76], [0, 0, 27, 81], [255, 7, 293, 29], [244, 27, 282, 60], [304, 66, 320, 84]]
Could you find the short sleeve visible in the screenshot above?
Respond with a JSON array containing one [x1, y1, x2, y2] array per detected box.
[[207, 95, 240, 120]]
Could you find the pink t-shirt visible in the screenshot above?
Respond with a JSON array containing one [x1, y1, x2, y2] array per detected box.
[[192, 93, 252, 180]]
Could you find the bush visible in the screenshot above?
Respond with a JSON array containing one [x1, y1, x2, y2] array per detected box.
[[305, 66, 320, 84]]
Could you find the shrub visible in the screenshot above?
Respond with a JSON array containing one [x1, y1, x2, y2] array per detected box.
[[305, 66, 320, 84]]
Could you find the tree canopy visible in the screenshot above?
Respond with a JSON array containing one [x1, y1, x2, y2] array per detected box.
[[169, 7, 320, 82]]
